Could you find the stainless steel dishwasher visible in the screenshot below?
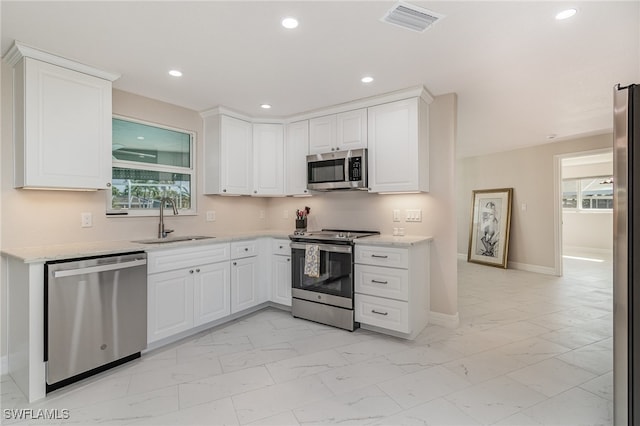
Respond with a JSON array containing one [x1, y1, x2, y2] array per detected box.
[[45, 252, 147, 392]]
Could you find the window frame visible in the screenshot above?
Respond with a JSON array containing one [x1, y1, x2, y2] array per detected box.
[[562, 175, 613, 213], [107, 114, 197, 217]]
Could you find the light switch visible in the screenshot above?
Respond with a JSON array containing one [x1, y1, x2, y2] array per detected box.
[[259, 210, 266, 219], [393, 209, 401, 222], [206, 211, 216, 221], [521, 203, 527, 211], [405, 209, 422, 222]]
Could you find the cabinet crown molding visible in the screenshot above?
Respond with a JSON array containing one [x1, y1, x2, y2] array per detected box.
[[3, 40, 120, 82], [199, 85, 434, 124]]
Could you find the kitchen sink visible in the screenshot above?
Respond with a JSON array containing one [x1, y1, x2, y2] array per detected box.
[[133, 235, 215, 244]]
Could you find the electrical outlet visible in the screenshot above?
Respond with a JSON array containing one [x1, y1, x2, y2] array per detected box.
[[398, 227, 405, 236], [283, 210, 289, 219], [259, 210, 266, 219], [393, 209, 401, 222], [405, 209, 422, 222], [206, 211, 216, 222], [81, 212, 92, 228]]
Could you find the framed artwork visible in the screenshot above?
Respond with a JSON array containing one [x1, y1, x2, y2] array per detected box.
[[467, 188, 513, 268]]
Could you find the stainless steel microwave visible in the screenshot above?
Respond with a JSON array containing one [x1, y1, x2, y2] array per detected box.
[[306, 148, 367, 191]]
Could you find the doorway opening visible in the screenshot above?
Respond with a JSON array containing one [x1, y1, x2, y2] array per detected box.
[[554, 149, 613, 276]]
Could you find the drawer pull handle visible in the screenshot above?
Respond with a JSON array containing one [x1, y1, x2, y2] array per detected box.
[[371, 310, 388, 316], [371, 279, 388, 285], [371, 255, 388, 259]]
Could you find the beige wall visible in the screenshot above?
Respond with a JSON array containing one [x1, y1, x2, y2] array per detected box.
[[267, 93, 459, 317], [563, 211, 613, 252], [456, 133, 613, 271]]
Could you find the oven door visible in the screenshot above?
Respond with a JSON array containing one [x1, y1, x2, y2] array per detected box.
[[291, 242, 353, 308]]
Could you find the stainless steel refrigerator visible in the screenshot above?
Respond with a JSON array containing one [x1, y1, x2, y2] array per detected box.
[[614, 83, 640, 425]]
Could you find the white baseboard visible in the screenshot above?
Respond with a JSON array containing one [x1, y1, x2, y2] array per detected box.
[[429, 310, 459, 328], [563, 246, 613, 256], [507, 261, 558, 276], [1, 355, 7, 375], [459, 253, 557, 276]]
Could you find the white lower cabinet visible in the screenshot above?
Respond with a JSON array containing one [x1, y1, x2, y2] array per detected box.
[[354, 241, 430, 340], [194, 262, 231, 326], [231, 256, 259, 313], [148, 268, 194, 343], [147, 243, 231, 344], [271, 239, 292, 306], [230, 240, 260, 314]]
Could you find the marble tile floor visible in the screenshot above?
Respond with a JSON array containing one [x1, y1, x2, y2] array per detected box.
[[1, 256, 613, 425]]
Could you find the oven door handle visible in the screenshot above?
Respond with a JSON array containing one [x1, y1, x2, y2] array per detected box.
[[290, 242, 352, 254]]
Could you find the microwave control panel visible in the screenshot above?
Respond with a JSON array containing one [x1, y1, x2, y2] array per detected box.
[[349, 157, 362, 181]]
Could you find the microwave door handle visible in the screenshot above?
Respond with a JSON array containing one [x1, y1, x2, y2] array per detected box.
[[344, 157, 351, 182]]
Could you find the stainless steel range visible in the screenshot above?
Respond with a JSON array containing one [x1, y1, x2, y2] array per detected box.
[[289, 229, 379, 331]]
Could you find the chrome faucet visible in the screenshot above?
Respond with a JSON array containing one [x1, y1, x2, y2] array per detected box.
[[158, 197, 178, 238]]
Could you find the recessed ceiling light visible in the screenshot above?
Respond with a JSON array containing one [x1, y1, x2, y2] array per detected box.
[[555, 8, 577, 20], [260, 104, 272, 109], [282, 17, 299, 29], [137, 136, 145, 140], [361, 76, 374, 84], [168, 70, 182, 77]]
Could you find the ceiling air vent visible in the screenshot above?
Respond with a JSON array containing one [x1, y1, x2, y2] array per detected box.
[[381, 2, 444, 33]]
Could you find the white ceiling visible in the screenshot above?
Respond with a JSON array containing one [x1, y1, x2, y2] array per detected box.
[[2, 1, 639, 158]]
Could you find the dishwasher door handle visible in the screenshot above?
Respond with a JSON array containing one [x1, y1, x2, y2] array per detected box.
[[52, 259, 147, 278]]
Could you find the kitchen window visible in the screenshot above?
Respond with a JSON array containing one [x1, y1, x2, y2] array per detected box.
[[107, 116, 196, 216], [562, 176, 613, 210]]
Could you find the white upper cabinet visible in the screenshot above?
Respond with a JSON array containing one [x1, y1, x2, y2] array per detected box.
[[367, 98, 429, 193], [8, 42, 117, 190], [252, 123, 284, 196], [336, 109, 367, 151], [285, 120, 310, 196], [309, 109, 367, 154], [203, 114, 253, 195], [309, 115, 337, 154]]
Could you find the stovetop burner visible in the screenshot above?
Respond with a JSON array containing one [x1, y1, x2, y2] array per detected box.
[[289, 229, 379, 243]]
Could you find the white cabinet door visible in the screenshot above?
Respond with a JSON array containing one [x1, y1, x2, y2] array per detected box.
[[194, 262, 231, 326], [253, 123, 284, 196], [148, 269, 194, 343], [220, 115, 253, 195], [231, 256, 259, 313], [16, 58, 112, 190], [285, 121, 310, 196], [271, 255, 292, 306], [337, 109, 367, 150], [367, 98, 429, 193], [309, 115, 337, 154]]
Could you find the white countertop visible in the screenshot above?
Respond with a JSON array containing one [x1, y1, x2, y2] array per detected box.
[[1, 230, 291, 263], [355, 234, 433, 247], [1, 231, 432, 263]]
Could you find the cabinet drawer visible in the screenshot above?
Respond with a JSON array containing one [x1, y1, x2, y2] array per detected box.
[[355, 294, 409, 333], [272, 239, 291, 256], [148, 243, 230, 274], [355, 245, 408, 269], [355, 264, 408, 301], [231, 240, 258, 259]]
